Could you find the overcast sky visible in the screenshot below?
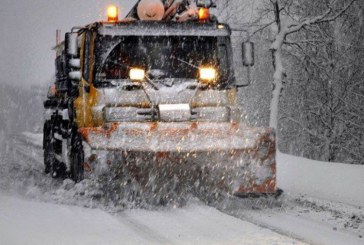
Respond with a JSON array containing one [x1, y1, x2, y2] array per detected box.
[[0, 0, 137, 87]]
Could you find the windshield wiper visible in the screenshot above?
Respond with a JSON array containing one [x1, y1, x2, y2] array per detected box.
[[173, 56, 199, 69], [144, 75, 160, 90]]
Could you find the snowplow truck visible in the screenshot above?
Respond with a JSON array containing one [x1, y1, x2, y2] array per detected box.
[[43, 0, 277, 197]]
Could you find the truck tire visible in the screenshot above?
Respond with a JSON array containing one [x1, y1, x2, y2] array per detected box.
[[52, 160, 67, 179], [70, 131, 84, 182], [44, 121, 67, 178], [43, 121, 54, 174]]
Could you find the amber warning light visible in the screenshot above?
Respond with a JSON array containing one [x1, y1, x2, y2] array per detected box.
[[198, 8, 210, 21], [107, 5, 119, 22]]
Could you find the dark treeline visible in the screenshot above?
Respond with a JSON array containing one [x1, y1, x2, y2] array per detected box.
[[218, 0, 363, 164]]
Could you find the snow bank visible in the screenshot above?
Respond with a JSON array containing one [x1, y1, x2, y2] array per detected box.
[[277, 152, 364, 207]]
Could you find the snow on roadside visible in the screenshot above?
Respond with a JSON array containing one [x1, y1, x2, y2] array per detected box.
[[213, 152, 364, 245], [277, 152, 364, 207], [218, 194, 364, 245]]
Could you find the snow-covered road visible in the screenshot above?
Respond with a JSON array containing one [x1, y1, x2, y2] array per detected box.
[[0, 194, 304, 245], [0, 133, 363, 245]]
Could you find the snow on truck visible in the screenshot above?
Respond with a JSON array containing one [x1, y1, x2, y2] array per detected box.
[[43, 0, 278, 198]]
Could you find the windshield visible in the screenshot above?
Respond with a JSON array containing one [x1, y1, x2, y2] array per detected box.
[[94, 35, 230, 86]]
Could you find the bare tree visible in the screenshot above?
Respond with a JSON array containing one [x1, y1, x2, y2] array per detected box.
[[278, 0, 364, 163], [215, 0, 362, 163], [268, 0, 356, 130]]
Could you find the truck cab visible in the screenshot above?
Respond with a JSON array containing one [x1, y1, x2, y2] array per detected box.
[[71, 21, 241, 128]]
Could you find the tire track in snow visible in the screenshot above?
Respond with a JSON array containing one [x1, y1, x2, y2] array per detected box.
[[117, 213, 175, 245], [216, 196, 364, 245]]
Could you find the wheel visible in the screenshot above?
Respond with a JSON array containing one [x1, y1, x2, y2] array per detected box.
[[52, 159, 67, 179], [70, 130, 84, 182], [70, 148, 84, 182], [44, 121, 67, 178], [43, 121, 53, 174]]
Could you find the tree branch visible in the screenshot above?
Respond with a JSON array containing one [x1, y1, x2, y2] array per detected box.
[[286, 0, 356, 35], [281, 116, 326, 141]]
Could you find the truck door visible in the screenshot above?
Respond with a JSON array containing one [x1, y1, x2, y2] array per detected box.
[[74, 30, 95, 127]]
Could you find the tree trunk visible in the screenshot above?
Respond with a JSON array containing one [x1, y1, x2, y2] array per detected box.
[[269, 0, 284, 131], [270, 46, 284, 130]]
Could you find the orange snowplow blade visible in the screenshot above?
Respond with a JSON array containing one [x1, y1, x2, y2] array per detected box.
[[79, 122, 277, 196]]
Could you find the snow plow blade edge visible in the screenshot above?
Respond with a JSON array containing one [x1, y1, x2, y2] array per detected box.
[[79, 122, 277, 196]]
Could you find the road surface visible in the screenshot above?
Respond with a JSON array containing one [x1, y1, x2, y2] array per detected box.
[[0, 133, 363, 245]]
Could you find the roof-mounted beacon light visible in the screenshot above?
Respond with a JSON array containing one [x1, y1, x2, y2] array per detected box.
[[197, 0, 216, 21], [107, 5, 119, 22], [198, 8, 210, 21]]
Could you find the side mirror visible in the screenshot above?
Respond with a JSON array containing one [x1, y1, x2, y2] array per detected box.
[[235, 42, 254, 88], [242, 42, 255, 67], [65, 32, 79, 57]]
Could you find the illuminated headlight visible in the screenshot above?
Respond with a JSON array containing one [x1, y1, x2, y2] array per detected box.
[[129, 68, 145, 81], [199, 67, 217, 83]]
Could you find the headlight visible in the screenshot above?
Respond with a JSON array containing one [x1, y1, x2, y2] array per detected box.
[[129, 68, 145, 81], [199, 67, 217, 83]]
